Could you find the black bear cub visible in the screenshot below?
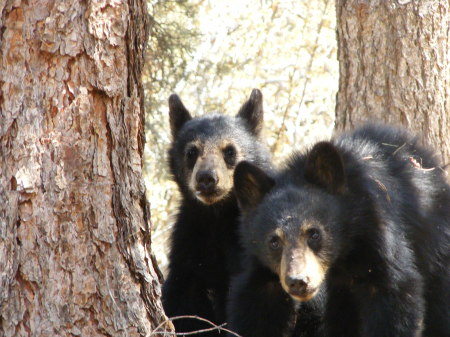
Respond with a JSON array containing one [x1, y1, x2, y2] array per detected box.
[[227, 167, 326, 336], [162, 89, 272, 336], [226, 199, 326, 337], [232, 124, 450, 337]]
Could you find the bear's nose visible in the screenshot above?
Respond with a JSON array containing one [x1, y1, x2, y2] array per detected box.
[[286, 275, 309, 294], [196, 170, 218, 192]]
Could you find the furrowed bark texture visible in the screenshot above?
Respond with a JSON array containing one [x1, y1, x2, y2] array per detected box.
[[336, 0, 450, 166], [0, 1, 172, 336]]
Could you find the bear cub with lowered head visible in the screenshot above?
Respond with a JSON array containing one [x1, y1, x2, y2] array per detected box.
[[162, 89, 272, 336], [232, 124, 450, 337]]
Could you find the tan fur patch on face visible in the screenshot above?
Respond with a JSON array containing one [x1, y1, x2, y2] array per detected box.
[[274, 227, 285, 239], [187, 139, 242, 204], [279, 239, 326, 302], [218, 139, 243, 165]]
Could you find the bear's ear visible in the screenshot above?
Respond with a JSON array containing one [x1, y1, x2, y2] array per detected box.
[[234, 161, 274, 213], [237, 88, 264, 136], [169, 94, 192, 138], [305, 142, 346, 194]]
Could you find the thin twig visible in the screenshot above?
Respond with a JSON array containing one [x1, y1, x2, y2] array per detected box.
[[272, 0, 332, 152], [293, 0, 332, 145], [149, 315, 243, 337], [392, 142, 406, 155]]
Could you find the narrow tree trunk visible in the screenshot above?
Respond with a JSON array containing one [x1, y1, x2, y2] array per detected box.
[[0, 1, 172, 336], [335, 0, 450, 166]]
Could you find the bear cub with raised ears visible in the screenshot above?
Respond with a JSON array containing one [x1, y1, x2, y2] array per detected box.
[[231, 124, 450, 337], [162, 89, 273, 336], [227, 165, 326, 336]]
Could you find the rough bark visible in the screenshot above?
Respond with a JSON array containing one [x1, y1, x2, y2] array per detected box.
[[0, 1, 172, 336], [335, 0, 450, 167]]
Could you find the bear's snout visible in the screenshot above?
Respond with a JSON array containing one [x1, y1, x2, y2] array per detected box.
[[196, 170, 219, 194], [285, 275, 309, 294]]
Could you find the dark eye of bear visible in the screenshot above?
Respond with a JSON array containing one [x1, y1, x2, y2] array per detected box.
[[306, 228, 322, 250], [186, 146, 199, 167], [223, 144, 237, 167], [268, 235, 282, 251]]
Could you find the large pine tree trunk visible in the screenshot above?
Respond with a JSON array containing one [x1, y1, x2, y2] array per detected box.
[[335, 0, 450, 166], [0, 1, 172, 336]]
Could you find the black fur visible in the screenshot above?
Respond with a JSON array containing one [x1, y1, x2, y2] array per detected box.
[[162, 90, 272, 336], [229, 165, 325, 337], [227, 257, 326, 337], [232, 124, 450, 337]]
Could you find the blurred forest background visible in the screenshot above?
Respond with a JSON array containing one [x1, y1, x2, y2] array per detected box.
[[144, 0, 338, 272]]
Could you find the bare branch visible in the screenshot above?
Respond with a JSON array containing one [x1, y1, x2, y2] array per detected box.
[[149, 315, 243, 337]]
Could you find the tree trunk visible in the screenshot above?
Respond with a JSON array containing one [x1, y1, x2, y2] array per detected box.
[[0, 1, 172, 336], [335, 0, 450, 167]]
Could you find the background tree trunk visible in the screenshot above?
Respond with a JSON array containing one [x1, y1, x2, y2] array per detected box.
[[335, 0, 450, 168], [0, 1, 172, 336]]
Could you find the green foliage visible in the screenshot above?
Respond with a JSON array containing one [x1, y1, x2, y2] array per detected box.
[[145, 0, 199, 97], [144, 0, 199, 178]]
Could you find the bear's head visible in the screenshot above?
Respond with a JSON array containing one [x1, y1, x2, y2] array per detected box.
[[168, 89, 271, 205], [234, 142, 347, 301]]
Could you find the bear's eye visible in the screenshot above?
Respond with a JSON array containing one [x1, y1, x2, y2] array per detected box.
[[223, 144, 237, 166], [268, 235, 282, 251], [223, 145, 236, 157], [306, 228, 322, 249], [186, 146, 199, 162]]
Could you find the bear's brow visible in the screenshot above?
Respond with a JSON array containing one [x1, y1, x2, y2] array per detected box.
[[185, 140, 202, 151], [299, 219, 322, 232], [274, 227, 285, 239]]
